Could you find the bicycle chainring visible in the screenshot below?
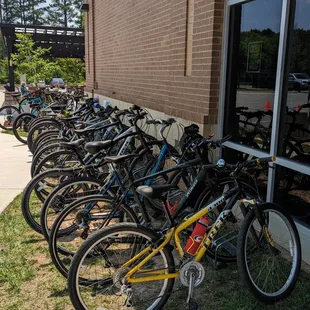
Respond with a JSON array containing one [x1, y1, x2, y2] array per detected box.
[[180, 261, 205, 287]]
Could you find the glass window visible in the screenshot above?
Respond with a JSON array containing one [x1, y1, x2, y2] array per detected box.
[[223, 148, 268, 200], [277, 0, 310, 173], [275, 166, 310, 224], [224, 0, 282, 153]]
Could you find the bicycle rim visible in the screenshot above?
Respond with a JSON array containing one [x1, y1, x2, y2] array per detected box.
[[243, 208, 300, 298], [69, 226, 174, 310]]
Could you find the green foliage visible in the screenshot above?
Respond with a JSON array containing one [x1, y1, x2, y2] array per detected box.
[[0, 0, 83, 27], [0, 58, 8, 84], [0, 0, 19, 23], [47, 0, 83, 28], [22, 0, 48, 25], [11, 33, 85, 85], [12, 33, 60, 84], [56, 58, 85, 85], [239, 29, 280, 88]]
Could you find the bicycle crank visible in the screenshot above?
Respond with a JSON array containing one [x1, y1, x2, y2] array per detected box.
[[180, 261, 205, 308]]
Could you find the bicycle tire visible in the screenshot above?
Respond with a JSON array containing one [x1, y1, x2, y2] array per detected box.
[[12, 112, 36, 144], [67, 223, 175, 310], [49, 196, 139, 278], [33, 149, 80, 176], [40, 176, 106, 241], [237, 203, 301, 304], [33, 138, 68, 156], [32, 130, 60, 153], [0, 105, 20, 130], [31, 143, 65, 177], [27, 120, 61, 153], [21, 168, 76, 233]]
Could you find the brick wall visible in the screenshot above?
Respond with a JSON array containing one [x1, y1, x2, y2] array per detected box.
[[85, 0, 224, 127]]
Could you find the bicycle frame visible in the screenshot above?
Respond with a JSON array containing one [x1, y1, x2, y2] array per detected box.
[[123, 188, 241, 283]]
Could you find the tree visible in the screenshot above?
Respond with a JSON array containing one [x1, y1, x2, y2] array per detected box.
[[22, 0, 47, 25], [11, 33, 85, 85], [56, 58, 85, 85], [47, 0, 83, 28], [12, 33, 60, 84], [0, 0, 20, 23]]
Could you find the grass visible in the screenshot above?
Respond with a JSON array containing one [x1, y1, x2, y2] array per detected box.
[[0, 194, 72, 310], [1, 129, 28, 138], [1, 194, 310, 309]]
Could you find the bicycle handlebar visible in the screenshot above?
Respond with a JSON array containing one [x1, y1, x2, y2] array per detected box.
[[146, 118, 176, 126], [222, 156, 275, 171]]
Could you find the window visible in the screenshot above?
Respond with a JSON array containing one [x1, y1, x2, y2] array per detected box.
[[224, 0, 282, 153], [277, 0, 310, 170], [275, 166, 310, 224]]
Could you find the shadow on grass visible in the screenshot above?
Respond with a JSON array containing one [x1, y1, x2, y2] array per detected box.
[[49, 288, 69, 298], [40, 261, 54, 268], [21, 238, 45, 244]]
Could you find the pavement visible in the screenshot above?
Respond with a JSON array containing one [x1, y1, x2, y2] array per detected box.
[[237, 90, 309, 111], [0, 133, 30, 213], [0, 90, 4, 106]]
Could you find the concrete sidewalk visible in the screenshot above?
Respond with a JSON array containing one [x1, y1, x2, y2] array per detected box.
[[0, 133, 30, 213]]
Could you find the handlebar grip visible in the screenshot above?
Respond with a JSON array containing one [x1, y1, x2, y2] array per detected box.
[[146, 119, 160, 125], [130, 104, 141, 111], [235, 106, 249, 112], [115, 109, 129, 117], [166, 118, 176, 124], [256, 156, 275, 165], [245, 156, 275, 168], [301, 103, 310, 109]]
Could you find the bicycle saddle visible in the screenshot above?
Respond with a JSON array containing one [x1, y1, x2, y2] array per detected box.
[[59, 138, 85, 150], [104, 154, 140, 164], [136, 184, 178, 200], [84, 140, 114, 154]]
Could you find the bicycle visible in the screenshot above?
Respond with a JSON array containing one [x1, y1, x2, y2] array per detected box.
[[67, 156, 301, 309], [0, 89, 48, 130]]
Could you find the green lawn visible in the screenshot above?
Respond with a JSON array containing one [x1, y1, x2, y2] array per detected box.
[[2, 129, 28, 138], [1, 194, 310, 310]]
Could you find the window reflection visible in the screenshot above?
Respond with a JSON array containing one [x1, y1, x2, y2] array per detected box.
[[278, 0, 310, 168], [275, 166, 310, 224], [224, 0, 282, 152], [223, 148, 268, 200]]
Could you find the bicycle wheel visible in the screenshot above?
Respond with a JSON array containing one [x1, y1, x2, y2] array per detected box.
[[32, 130, 60, 153], [33, 138, 68, 156], [31, 143, 64, 177], [0, 105, 20, 130], [27, 120, 61, 153], [49, 196, 138, 278], [21, 168, 75, 233], [237, 203, 301, 304], [33, 149, 80, 176], [68, 223, 175, 310], [40, 177, 106, 241], [12, 112, 36, 144]]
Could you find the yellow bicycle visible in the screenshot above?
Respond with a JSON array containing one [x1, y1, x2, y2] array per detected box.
[[68, 156, 301, 310]]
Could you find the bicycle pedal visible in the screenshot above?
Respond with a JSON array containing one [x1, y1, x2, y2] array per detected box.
[[80, 230, 89, 240]]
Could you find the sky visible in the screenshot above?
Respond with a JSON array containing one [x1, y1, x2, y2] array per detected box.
[[241, 0, 310, 32]]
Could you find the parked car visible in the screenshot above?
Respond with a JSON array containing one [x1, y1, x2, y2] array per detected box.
[[50, 78, 65, 89], [288, 73, 310, 92], [37, 80, 46, 88]]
